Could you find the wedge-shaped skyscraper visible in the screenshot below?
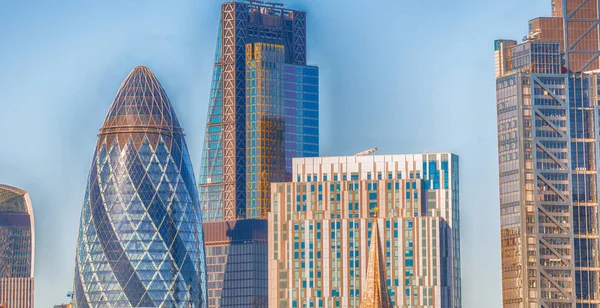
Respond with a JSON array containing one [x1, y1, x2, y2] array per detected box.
[[198, 2, 319, 307], [73, 66, 206, 307], [199, 1, 319, 222]]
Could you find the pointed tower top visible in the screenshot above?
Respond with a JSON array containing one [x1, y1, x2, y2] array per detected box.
[[100, 66, 182, 136], [360, 219, 393, 308]]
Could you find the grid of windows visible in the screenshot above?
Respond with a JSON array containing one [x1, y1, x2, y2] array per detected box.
[[283, 65, 319, 180], [198, 2, 317, 222], [204, 220, 268, 308], [496, 20, 600, 305], [269, 154, 460, 308], [245, 43, 286, 219], [0, 185, 34, 308]]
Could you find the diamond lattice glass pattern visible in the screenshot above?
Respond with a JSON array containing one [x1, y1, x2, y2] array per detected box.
[[73, 66, 207, 308]]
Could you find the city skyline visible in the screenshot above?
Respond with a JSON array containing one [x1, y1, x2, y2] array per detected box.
[[0, 0, 548, 307]]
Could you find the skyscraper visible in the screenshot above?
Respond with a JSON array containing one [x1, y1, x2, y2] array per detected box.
[[268, 154, 461, 307], [0, 185, 35, 308], [495, 1, 600, 306], [199, 1, 318, 222], [72, 66, 206, 307], [198, 2, 319, 307]]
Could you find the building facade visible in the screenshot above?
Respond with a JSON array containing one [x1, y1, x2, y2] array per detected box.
[[199, 1, 319, 222], [268, 154, 461, 308], [495, 1, 600, 306], [203, 219, 268, 307], [72, 66, 206, 307], [198, 2, 319, 307], [0, 185, 34, 308]]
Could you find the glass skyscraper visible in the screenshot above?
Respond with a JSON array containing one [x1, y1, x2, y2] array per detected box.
[[0, 185, 35, 308], [269, 154, 461, 308], [199, 1, 318, 222], [72, 66, 206, 307], [495, 1, 600, 306], [198, 2, 318, 307]]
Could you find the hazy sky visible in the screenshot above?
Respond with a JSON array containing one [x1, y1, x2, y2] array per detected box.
[[0, 0, 550, 307]]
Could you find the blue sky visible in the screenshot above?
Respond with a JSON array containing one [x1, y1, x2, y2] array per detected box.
[[0, 0, 549, 306]]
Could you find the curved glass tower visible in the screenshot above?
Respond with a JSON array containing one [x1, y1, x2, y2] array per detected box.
[[0, 184, 35, 308], [73, 66, 206, 307]]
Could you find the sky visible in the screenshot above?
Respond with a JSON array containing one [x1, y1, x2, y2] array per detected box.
[[0, 0, 550, 307]]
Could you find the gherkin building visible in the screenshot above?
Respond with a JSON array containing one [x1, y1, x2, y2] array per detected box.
[[73, 66, 207, 307]]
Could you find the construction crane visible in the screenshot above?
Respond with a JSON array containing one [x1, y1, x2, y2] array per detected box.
[[523, 30, 541, 42], [355, 147, 378, 156]]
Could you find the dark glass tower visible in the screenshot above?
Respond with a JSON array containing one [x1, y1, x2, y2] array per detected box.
[[494, 1, 600, 306], [0, 185, 34, 308], [198, 2, 319, 307], [73, 66, 206, 307]]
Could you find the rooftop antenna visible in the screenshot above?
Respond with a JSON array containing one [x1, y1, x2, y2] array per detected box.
[[355, 147, 378, 156]]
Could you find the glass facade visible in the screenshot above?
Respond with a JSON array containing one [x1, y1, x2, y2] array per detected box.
[[203, 220, 267, 307], [198, 2, 319, 307], [570, 73, 600, 305], [72, 66, 206, 307], [508, 42, 562, 74], [198, 25, 225, 221], [198, 1, 318, 222], [0, 185, 34, 308], [283, 64, 319, 180], [495, 2, 600, 306], [245, 43, 286, 218], [268, 154, 461, 308]]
